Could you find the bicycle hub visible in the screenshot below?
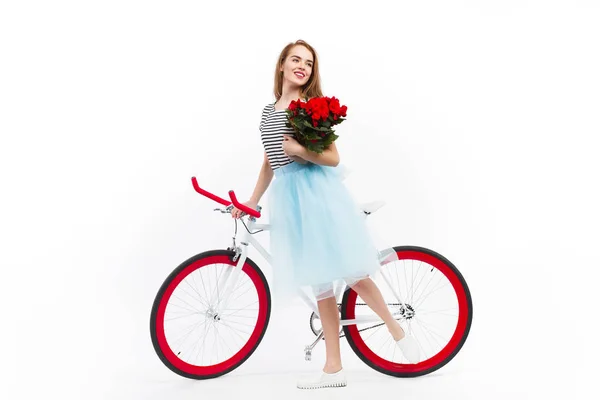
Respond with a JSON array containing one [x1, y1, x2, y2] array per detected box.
[[205, 309, 221, 322], [397, 304, 415, 320]]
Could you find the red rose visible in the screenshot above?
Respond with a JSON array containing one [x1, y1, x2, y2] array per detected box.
[[339, 105, 347, 117], [327, 97, 347, 118], [308, 97, 329, 121]]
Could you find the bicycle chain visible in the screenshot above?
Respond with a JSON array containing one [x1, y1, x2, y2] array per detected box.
[[337, 302, 405, 338]]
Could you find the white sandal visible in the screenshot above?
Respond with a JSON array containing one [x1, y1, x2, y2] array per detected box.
[[297, 368, 347, 389]]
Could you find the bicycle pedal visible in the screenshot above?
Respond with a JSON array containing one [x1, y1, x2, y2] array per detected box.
[[304, 346, 312, 361]]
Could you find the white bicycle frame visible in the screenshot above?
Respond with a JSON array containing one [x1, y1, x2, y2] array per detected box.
[[213, 208, 406, 328]]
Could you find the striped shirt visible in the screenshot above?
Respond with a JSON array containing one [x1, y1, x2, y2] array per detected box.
[[259, 102, 295, 170]]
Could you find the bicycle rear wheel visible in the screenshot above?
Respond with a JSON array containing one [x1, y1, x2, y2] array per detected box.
[[150, 250, 271, 379], [341, 246, 472, 377]]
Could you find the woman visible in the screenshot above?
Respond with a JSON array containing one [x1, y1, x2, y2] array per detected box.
[[232, 39, 419, 389]]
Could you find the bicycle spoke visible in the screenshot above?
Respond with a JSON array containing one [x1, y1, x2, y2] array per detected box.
[[183, 277, 210, 310], [403, 260, 409, 304], [222, 318, 256, 329], [418, 306, 458, 315], [171, 292, 204, 314], [410, 261, 427, 305], [419, 310, 458, 318], [213, 322, 219, 363], [361, 321, 386, 343], [220, 320, 252, 340], [222, 314, 258, 319], [215, 323, 235, 356], [169, 318, 207, 347], [410, 260, 415, 305], [411, 269, 438, 308], [201, 320, 212, 364], [414, 317, 447, 345], [186, 321, 209, 364], [208, 263, 226, 305], [165, 301, 201, 314], [170, 318, 208, 354], [393, 261, 403, 303], [194, 267, 210, 307], [228, 281, 255, 304], [164, 310, 202, 322], [380, 264, 404, 304], [220, 300, 259, 317], [232, 276, 252, 292], [414, 280, 451, 310], [219, 320, 245, 350]]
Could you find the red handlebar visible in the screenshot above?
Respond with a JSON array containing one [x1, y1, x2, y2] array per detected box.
[[191, 177, 230, 206], [191, 177, 261, 218], [227, 190, 261, 218]]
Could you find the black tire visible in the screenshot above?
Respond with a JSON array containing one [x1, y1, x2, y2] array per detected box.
[[150, 249, 271, 379]]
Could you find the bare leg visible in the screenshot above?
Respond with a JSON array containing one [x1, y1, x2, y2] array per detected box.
[[317, 295, 343, 373], [349, 278, 405, 341]]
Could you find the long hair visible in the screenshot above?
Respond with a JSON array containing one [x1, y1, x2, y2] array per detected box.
[[273, 39, 323, 101]]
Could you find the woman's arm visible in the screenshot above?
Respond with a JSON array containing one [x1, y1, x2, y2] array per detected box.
[[232, 152, 273, 218], [298, 141, 340, 167], [288, 155, 308, 164], [283, 135, 340, 167], [248, 151, 275, 203]]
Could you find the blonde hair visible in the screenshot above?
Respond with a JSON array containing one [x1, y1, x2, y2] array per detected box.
[[273, 39, 323, 101]]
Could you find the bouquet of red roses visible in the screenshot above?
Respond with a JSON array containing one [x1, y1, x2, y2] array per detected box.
[[285, 96, 348, 154]]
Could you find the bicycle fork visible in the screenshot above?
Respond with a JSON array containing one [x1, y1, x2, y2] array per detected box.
[[211, 219, 253, 313]]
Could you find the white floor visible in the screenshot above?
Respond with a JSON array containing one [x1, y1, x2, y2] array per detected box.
[[97, 352, 578, 400], [64, 301, 587, 400]]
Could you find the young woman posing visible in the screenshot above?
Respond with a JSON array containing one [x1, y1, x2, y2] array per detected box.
[[231, 39, 419, 389]]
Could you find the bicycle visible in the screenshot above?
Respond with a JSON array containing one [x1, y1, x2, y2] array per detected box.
[[149, 175, 473, 380]]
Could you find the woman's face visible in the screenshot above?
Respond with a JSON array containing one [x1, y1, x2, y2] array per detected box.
[[280, 45, 313, 88]]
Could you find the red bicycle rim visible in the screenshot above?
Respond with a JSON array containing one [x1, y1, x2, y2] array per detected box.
[[154, 255, 269, 376]]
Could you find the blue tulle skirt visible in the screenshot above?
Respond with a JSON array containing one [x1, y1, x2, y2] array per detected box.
[[268, 161, 381, 301]]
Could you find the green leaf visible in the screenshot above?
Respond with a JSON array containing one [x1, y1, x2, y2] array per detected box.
[[321, 133, 339, 147], [301, 119, 314, 129]]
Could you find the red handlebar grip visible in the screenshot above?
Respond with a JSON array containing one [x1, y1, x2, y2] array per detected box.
[[191, 177, 231, 207], [228, 190, 261, 218]]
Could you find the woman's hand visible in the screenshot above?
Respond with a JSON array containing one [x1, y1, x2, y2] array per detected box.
[[231, 200, 258, 219], [282, 135, 306, 159]]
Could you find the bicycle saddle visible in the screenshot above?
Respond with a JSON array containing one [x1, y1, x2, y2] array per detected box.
[[359, 200, 386, 214]]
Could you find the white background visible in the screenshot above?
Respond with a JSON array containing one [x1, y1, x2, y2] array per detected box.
[[1, 1, 598, 399]]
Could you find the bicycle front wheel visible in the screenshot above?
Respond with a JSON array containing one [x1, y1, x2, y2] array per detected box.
[[341, 246, 472, 377], [150, 250, 271, 379]]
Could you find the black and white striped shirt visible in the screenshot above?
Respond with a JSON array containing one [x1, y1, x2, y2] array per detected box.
[[259, 102, 295, 170]]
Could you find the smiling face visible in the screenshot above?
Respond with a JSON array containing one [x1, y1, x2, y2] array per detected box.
[[280, 45, 314, 89]]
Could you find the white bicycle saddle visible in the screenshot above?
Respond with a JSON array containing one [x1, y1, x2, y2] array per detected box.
[[359, 200, 386, 214]]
